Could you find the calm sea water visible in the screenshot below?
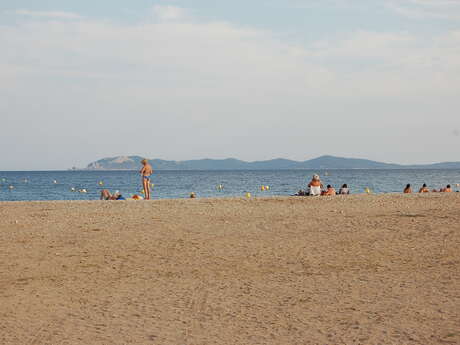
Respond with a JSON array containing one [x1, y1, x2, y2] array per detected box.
[[0, 170, 459, 201]]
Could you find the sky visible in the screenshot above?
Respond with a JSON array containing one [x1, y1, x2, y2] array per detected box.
[[1, 0, 460, 170]]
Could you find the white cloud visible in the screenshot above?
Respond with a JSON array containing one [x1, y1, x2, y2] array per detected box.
[[386, 0, 460, 19], [150, 5, 188, 21], [10, 9, 83, 20]]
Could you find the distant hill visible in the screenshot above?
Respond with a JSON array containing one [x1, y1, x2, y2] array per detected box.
[[85, 155, 460, 170]]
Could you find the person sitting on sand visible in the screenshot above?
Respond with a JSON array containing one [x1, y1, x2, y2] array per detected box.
[[308, 174, 323, 196], [339, 184, 350, 195], [419, 184, 430, 193], [441, 185, 453, 192], [323, 185, 336, 196], [100, 189, 125, 200], [140, 159, 153, 200], [403, 184, 412, 194]]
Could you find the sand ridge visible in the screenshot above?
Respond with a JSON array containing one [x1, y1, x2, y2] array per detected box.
[[0, 193, 459, 344]]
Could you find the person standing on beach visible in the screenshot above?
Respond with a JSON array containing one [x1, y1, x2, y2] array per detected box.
[[140, 159, 153, 200]]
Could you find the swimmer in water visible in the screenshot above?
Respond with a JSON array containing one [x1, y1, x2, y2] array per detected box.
[[140, 159, 153, 200]]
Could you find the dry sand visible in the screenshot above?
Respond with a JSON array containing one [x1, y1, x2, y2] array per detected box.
[[0, 193, 459, 345]]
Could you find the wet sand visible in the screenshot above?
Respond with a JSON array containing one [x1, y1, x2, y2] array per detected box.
[[1, 193, 459, 345]]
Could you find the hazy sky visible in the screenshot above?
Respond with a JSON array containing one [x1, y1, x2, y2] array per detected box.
[[1, 0, 460, 170]]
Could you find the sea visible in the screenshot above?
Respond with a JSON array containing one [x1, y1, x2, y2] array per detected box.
[[0, 169, 459, 202]]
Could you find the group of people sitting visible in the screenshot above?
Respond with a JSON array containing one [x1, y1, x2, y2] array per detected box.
[[403, 183, 453, 194], [295, 174, 350, 196]]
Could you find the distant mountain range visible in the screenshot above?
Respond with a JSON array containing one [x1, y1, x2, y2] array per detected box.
[[85, 155, 460, 170]]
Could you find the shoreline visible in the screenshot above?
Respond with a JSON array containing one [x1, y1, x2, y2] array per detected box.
[[0, 191, 458, 204]]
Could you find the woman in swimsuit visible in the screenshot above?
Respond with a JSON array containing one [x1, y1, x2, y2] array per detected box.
[[403, 184, 412, 194], [419, 184, 429, 193], [140, 159, 153, 200]]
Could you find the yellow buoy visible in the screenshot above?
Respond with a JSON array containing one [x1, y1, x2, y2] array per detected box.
[[246, 192, 251, 198], [98, 181, 104, 186], [365, 188, 371, 194], [266, 185, 270, 190], [261, 186, 266, 191]]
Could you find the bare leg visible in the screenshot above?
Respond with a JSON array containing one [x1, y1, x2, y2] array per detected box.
[[146, 179, 151, 200], [142, 178, 150, 200], [100, 189, 111, 200]]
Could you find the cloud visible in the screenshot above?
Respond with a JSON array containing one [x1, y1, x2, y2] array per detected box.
[[385, 0, 460, 19], [150, 5, 188, 21], [10, 9, 83, 19]]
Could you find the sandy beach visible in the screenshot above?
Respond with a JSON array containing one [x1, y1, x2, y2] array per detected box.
[[0, 193, 459, 345]]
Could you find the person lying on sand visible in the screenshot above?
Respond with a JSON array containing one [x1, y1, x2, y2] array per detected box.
[[339, 184, 350, 195], [294, 190, 307, 196], [419, 184, 430, 193], [308, 174, 323, 196], [100, 189, 125, 200], [404, 184, 412, 194], [140, 159, 153, 200]]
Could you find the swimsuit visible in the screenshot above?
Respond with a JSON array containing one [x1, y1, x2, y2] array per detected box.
[[143, 175, 151, 181]]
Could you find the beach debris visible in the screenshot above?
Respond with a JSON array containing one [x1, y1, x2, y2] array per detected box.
[[190, 192, 196, 199], [246, 192, 251, 198]]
